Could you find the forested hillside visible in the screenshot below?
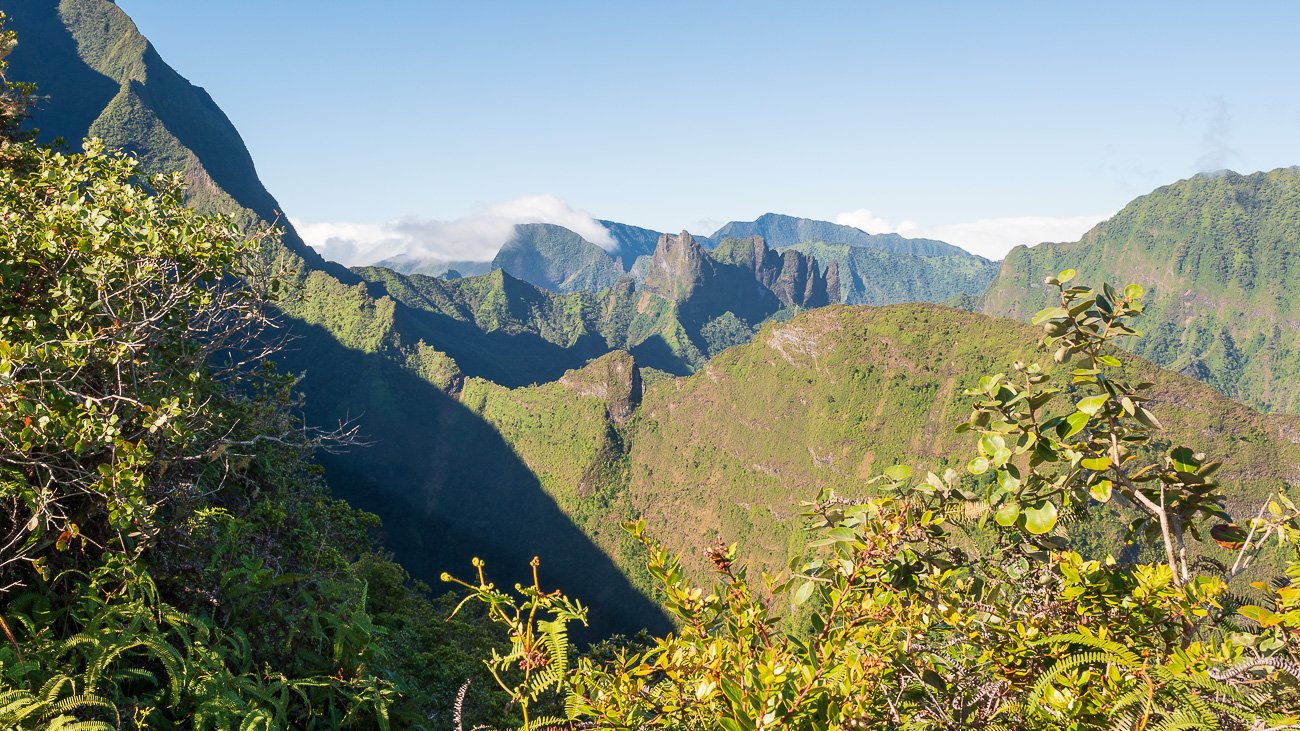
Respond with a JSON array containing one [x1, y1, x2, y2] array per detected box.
[[470, 304, 1300, 584], [983, 168, 1300, 413], [492, 223, 626, 293], [7, 3, 1300, 728], [438, 276, 1300, 729]]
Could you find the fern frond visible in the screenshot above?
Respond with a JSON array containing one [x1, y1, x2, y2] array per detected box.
[[524, 714, 570, 730], [1029, 633, 1141, 665], [43, 720, 115, 731], [1148, 706, 1217, 731], [45, 693, 119, 725], [1026, 651, 1116, 713]]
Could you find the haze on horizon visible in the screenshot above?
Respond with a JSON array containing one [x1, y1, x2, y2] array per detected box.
[[114, 0, 1300, 263]]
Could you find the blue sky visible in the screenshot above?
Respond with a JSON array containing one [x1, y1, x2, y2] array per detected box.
[[116, 1, 1300, 262]]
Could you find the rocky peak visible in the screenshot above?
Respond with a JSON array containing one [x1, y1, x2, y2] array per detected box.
[[711, 236, 840, 309], [643, 231, 713, 302], [558, 351, 643, 422]]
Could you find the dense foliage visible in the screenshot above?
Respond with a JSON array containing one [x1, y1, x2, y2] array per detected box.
[[452, 269, 1300, 730], [0, 50, 516, 726], [9, 5, 1300, 729]]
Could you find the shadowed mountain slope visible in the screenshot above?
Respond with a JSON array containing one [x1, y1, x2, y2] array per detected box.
[[4, 0, 343, 276], [7, 0, 672, 635]]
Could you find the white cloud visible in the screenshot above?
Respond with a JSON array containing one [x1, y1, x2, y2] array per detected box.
[[835, 209, 921, 238], [294, 194, 616, 267], [834, 209, 1111, 260]]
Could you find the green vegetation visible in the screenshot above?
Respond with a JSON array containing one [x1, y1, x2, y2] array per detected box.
[[0, 54, 515, 723], [789, 241, 998, 305], [11, 5, 1300, 728], [347, 266, 703, 381], [492, 223, 626, 293], [449, 270, 1300, 729], [421, 296, 1298, 619], [701, 312, 756, 356], [982, 168, 1300, 414], [710, 212, 972, 257], [6, 0, 340, 275]]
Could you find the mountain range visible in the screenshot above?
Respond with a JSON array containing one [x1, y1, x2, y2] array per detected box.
[[380, 212, 1000, 308], [10, 0, 1299, 634]]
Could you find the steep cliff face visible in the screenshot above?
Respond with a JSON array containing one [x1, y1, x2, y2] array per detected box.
[[642, 231, 715, 303], [710, 235, 839, 309], [636, 231, 843, 353], [558, 350, 642, 423], [5, 0, 340, 274]]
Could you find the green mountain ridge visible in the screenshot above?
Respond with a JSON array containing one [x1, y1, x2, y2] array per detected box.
[[371, 254, 493, 279], [459, 304, 1300, 587], [492, 222, 626, 293], [709, 212, 972, 257], [597, 218, 666, 264], [4, 0, 345, 279], [786, 240, 998, 305], [982, 167, 1300, 413], [381, 212, 992, 310]]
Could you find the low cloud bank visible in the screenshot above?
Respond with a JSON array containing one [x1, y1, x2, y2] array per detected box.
[[295, 194, 615, 266]]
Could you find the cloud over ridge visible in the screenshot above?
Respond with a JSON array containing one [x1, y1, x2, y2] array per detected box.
[[295, 194, 616, 266]]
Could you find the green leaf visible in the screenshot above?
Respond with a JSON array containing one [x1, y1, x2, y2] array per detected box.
[[994, 502, 1020, 527], [1032, 307, 1069, 325], [979, 433, 1006, 457], [966, 457, 989, 475], [1075, 394, 1109, 416], [1080, 456, 1111, 471], [719, 717, 744, 731], [996, 468, 1020, 492], [1134, 406, 1163, 430], [793, 581, 815, 606], [883, 464, 911, 481], [1060, 410, 1090, 439], [828, 527, 857, 543], [1124, 283, 1144, 299], [921, 669, 947, 692], [1169, 447, 1199, 474], [925, 471, 947, 492], [1089, 480, 1113, 503], [1057, 268, 1077, 284], [1022, 501, 1059, 535], [1238, 605, 1282, 628]]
